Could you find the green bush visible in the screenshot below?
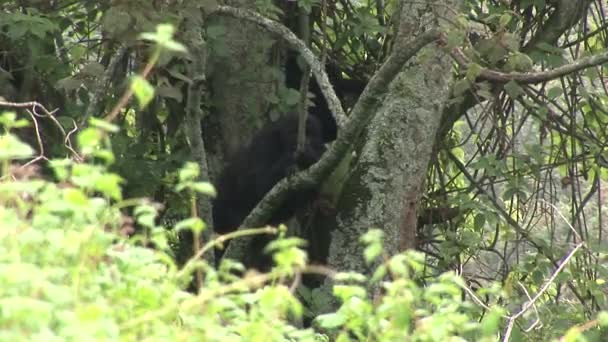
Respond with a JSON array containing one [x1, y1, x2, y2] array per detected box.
[[0, 112, 320, 341], [0, 114, 497, 341], [0, 110, 499, 341], [0, 21, 502, 340]]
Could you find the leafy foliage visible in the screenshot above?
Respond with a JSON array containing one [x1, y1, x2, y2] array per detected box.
[[3, 0, 608, 340], [0, 111, 497, 340]]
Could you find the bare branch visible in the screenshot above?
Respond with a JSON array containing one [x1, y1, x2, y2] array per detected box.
[[0, 100, 82, 162], [450, 47, 608, 84], [502, 242, 584, 341]]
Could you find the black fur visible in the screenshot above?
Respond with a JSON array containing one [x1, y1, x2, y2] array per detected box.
[[284, 54, 338, 143], [212, 114, 326, 269], [211, 53, 367, 270]]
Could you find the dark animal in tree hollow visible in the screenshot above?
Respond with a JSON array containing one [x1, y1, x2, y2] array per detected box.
[[212, 114, 327, 270]]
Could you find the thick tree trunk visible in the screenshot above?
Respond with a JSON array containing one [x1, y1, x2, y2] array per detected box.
[[204, 0, 276, 178], [318, 0, 461, 309]]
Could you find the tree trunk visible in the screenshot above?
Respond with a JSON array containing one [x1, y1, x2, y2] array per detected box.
[[318, 0, 461, 309], [204, 0, 276, 178]]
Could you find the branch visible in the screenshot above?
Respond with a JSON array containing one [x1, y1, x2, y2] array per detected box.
[[181, 16, 214, 270], [451, 47, 608, 84], [210, 5, 347, 129], [502, 242, 584, 341], [417, 207, 462, 227], [104, 54, 157, 123], [437, 0, 593, 138], [523, 0, 592, 52], [296, 6, 312, 161], [223, 23, 441, 261], [0, 100, 82, 163]]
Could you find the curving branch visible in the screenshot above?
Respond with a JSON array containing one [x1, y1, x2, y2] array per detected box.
[[0, 100, 82, 163], [523, 0, 592, 52], [220, 7, 441, 261], [210, 5, 347, 129]]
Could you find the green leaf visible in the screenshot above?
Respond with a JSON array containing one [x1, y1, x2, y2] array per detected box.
[[64, 188, 89, 206], [134, 204, 158, 228], [316, 312, 347, 329], [535, 42, 562, 54], [190, 182, 217, 197], [139, 24, 187, 53], [70, 45, 86, 62], [284, 89, 301, 106], [49, 159, 71, 181], [175, 217, 205, 234], [56, 77, 84, 92], [504, 80, 524, 99], [7, 23, 28, 39], [101, 7, 131, 36], [453, 79, 472, 96], [547, 86, 563, 99], [0, 134, 35, 160], [95, 173, 123, 200], [131, 76, 155, 109], [178, 162, 200, 183], [465, 63, 482, 81], [80, 62, 105, 78], [163, 41, 188, 53], [498, 14, 512, 29], [0, 112, 27, 129], [505, 52, 533, 72], [474, 214, 486, 230], [89, 118, 119, 133], [77, 127, 103, 151], [363, 242, 382, 263]]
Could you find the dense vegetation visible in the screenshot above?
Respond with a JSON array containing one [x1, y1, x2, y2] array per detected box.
[[2, 0, 608, 340], [0, 110, 495, 339]]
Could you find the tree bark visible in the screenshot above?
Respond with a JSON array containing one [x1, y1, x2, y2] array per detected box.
[[318, 0, 461, 310], [204, 1, 276, 173]]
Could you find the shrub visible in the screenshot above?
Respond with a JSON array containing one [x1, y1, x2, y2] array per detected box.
[[0, 110, 503, 340]]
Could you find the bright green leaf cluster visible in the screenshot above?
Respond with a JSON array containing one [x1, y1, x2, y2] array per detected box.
[[0, 111, 500, 341]]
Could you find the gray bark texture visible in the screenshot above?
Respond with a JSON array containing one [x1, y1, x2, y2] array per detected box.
[[204, 0, 276, 176], [183, 11, 214, 265], [319, 0, 461, 307]]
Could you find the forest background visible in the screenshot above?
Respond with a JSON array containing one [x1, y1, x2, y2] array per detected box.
[[2, 0, 608, 340]]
